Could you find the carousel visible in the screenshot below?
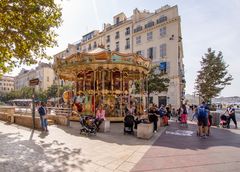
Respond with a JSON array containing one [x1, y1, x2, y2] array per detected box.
[[54, 48, 151, 121]]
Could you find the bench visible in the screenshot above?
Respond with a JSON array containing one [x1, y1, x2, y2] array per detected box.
[[99, 120, 110, 132], [137, 123, 153, 139]]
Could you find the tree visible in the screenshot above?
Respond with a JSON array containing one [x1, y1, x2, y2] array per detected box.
[[0, 0, 62, 75], [195, 48, 233, 102], [135, 65, 170, 108]]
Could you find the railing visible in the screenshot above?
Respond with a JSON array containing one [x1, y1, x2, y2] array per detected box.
[[14, 106, 71, 116], [46, 107, 72, 116]]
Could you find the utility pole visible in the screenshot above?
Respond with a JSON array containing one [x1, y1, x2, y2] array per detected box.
[[29, 78, 39, 129]]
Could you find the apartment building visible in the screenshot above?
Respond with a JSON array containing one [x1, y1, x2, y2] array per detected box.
[[0, 76, 14, 93], [54, 5, 185, 108], [15, 63, 56, 91]]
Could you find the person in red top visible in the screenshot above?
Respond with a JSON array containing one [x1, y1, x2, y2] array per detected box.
[[95, 105, 106, 131]]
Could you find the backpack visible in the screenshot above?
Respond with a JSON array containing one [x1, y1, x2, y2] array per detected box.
[[198, 106, 207, 118]]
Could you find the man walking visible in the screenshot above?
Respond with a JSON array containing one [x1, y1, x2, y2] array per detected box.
[[38, 102, 48, 132]]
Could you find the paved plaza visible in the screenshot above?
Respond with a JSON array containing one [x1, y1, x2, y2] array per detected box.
[[0, 121, 165, 172], [1, 119, 240, 172]]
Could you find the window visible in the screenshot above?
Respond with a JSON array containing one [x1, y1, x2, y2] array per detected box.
[[147, 32, 152, 41], [106, 35, 110, 43], [115, 31, 120, 39], [147, 47, 153, 59], [88, 44, 91, 51], [136, 36, 141, 44], [93, 42, 97, 48], [107, 45, 110, 50], [160, 44, 167, 57], [160, 27, 166, 37], [157, 16, 167, 24], [125, 38, 130, 49], [134, 26, 143, 33], [136, 50, 145, 56], [125, 27, 130, 35], [115, 42, 119, 51], [116, 17, 120, 24], [145, 21, 154, 29], [47, 76, 49, 82]]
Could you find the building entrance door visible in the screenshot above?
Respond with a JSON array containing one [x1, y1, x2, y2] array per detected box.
[[158, 96, 167, 107]]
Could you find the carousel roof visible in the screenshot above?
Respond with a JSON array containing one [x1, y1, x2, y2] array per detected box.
[[54, 48, 152, 80]]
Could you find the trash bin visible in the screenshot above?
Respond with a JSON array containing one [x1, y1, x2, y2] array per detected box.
[[210, 111, 221, 126]]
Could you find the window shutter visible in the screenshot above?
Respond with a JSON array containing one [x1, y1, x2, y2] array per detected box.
[[153, 47, 156, 59]]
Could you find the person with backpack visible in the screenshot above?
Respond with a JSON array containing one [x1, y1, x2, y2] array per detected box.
[[38, 102, 48, 132], [197, 102, 208, 138]]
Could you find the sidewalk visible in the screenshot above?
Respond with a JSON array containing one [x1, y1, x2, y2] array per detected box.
[[0, 120, 165, 172], [131, 120, 240, 172]]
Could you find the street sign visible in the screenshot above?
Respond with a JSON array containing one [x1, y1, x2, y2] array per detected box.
[[29, 78, 39, 86]]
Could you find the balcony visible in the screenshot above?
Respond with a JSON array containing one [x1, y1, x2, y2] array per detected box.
[[145, 21, 154, 29], [157, 16, 167, 24], [134, 26, 143, 33]]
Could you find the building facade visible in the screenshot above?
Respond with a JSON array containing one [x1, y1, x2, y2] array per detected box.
[[54, 5, 185, 108], [15, 63, 56, 91], [0, 76, 15, 93]]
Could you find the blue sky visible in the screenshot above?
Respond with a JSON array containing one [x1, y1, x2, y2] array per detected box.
[[11, 0, 240, 97]]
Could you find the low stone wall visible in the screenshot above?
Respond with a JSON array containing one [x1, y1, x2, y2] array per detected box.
[[0, 106, 15, 115], [47, 115, 68, 126], [0, 112, 8, 121], [14, 115, 41, 129]]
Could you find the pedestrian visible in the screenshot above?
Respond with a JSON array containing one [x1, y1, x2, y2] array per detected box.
[[38, 102, 48, 132], [225, 105, 238, 129], [148, 105, 158, 133], [95, 105, 106, 131], [197, 102, 208, 138], [191, 105, 198, 121]]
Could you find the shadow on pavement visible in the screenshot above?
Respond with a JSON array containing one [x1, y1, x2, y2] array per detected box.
[[0, 131, 91, 172], [56, 121, 164, 146]]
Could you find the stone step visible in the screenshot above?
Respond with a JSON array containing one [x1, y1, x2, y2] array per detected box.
[[47, 119, 54, 125]]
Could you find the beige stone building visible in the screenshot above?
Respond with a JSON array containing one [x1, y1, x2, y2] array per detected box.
[[15, 63, 56, 91], [54, 5, 185, 108], [0, 76, 14, 93]]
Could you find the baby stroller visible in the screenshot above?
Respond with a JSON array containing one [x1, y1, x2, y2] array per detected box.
[[80, 115, 97, 136], [124, 114, 135, 135], [220, 114, 228, 128]]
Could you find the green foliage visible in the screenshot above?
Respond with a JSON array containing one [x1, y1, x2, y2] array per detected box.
[[0, 0, 62, 74], [147, 66, 170, 95], [195, 48, 233, 101], [135, 65, 169, 108], [135, 66, 170, 94]]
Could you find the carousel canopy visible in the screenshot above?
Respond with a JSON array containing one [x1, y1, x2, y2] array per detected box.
[[54, 48, 151, 81]]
